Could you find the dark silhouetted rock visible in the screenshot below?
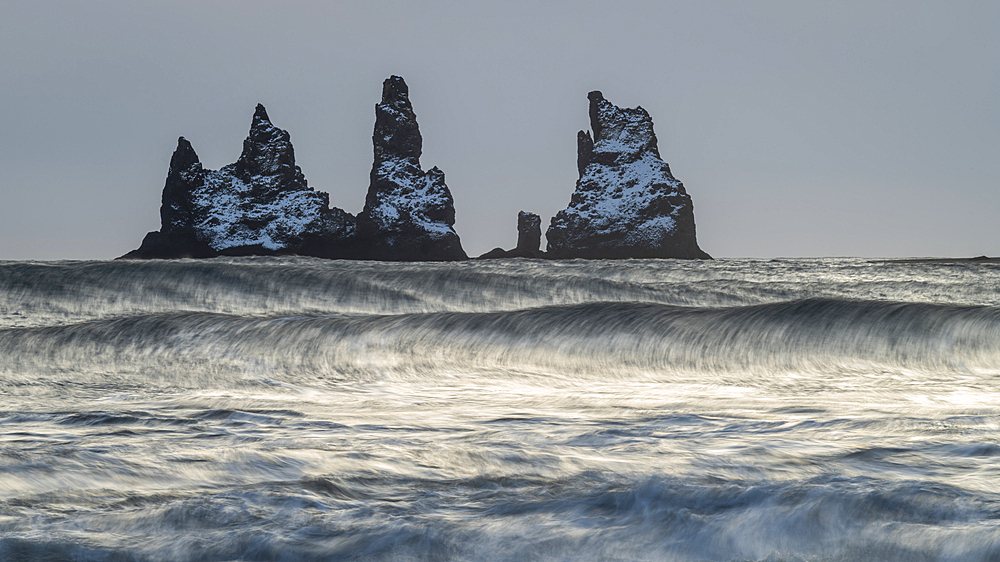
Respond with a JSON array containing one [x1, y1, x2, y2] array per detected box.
[[476, 246, 547, 259], [476, 211, 547, 259], [356, 76, 467, 261], [516, 211, 542, 252], [478, 247, 510, 259], [122, 105, 355, 259], [546, 91, 710, 259]]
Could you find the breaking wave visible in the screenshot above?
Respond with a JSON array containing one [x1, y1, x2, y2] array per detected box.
[[2, 299, 999, 386], [1, 257, 999, 561]]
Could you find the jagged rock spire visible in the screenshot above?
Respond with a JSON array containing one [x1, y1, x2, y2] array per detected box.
[[586, 90, 660, 163], [169, 137, 201, 175], [123, 81, 467, 262], [252, 103, 270, 126], [359, 75, 466, 261], [159, 137, 205, 237], [546, 91, 710, 259], [234, 103, 301, 182], [373, 75, 422, 164], [124, 104, 355, 259]]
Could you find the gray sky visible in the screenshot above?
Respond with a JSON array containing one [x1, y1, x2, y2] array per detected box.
[[1, 0, 997, 260]]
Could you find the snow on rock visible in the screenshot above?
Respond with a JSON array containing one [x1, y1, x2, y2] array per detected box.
[[546, 91, 711, 259], [357, 76, 467, 261], [122, 82, 467, 262], [123, 105, 354, 259]]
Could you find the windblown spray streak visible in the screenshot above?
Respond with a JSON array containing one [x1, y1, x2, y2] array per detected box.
[[1, 257, 999, 561]]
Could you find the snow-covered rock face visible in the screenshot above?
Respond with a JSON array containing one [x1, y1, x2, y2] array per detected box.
[[358, 76, 466, 261], [183, 105, 351, 252], [546, 91, 710, 259], [124, 79, 468, 261], [126, 105, 354, 259]]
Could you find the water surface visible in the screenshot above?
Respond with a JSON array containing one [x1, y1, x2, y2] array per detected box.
[[1, 257, 999, 561]]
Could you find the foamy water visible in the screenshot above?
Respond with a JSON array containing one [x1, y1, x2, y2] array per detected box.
[[1, 257, 999, 561]]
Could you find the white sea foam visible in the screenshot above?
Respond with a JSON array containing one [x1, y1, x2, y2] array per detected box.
[[1, 258, 999, 561]]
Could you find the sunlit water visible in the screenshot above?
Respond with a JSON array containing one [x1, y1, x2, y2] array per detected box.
[[1, 257, 999, 561]]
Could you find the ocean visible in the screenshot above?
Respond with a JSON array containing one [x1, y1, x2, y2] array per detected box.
[[1, 257, 999, 561]]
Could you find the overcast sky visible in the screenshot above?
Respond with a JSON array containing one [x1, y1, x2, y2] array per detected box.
[[1, 0, 997, 259]]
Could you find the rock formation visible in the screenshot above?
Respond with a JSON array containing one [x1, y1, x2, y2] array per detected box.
[[477, 211, 546, 259], [546, 91, 710, 259], [355, 76, 466, 261], [516, 211, 542, 253], [122, 105, 354, 259], [123, 77, 467, 261]]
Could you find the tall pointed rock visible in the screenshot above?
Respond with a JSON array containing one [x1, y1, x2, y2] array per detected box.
[[123, 136, 216, 258], [123, 105, 354, 259], [160, 136, 205, 239], [546, 91, 710, 259], [357, 76, 467, 261], [231, 104, 303, 190]]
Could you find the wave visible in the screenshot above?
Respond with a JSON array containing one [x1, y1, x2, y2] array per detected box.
[[4, 257, 1000, 329], [2, 299, 998, 387], [0, 258, 689, 327], [4, 259, 1000, 561]]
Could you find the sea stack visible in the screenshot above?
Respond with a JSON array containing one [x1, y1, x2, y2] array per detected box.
[[516, 211, 542, 253], [546, 91, 710, 259], [123, 76, 468, 261], [476, 211, 546, 259], [356, 76, 467, 261], [122, 105, 354, 259]]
